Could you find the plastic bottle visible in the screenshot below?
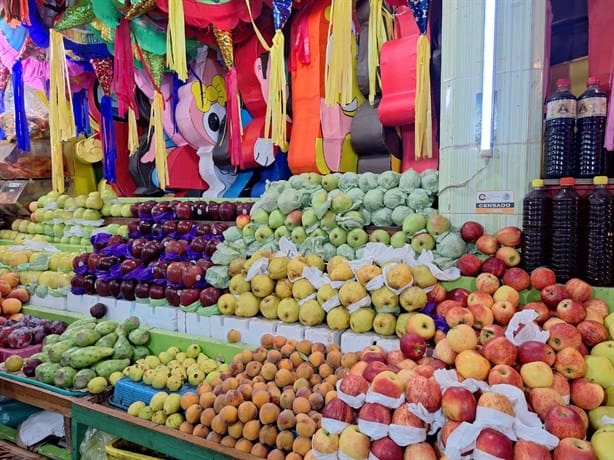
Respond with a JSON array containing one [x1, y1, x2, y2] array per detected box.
[[583, 176, 613, 286], [521, 179, 552, 272], [543, 79, 576, 179], [576, 77, 608, 178], [551, 177, 580, 283]]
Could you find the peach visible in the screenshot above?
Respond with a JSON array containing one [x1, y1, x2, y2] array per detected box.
[[1, 298, 21, 316]]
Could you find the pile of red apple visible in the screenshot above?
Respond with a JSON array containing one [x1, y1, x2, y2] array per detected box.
[[70, 201, 241, 308], [125, 200, 253, 223], [457, 221, 524, 278], [315, 268, 608, 459]]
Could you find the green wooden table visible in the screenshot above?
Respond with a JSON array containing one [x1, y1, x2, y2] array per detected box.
[[71, 399, 259, 460]]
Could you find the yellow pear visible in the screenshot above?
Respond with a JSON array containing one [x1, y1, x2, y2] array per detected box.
[[305, 254, 325, 271], [235, 292, 260, 317], [229, 274, 251, 295], [356, 265, 383, 286], [385, 263, 413, 290], [411, 265, 437, 288], [327, 256, 348, 274], [268, 257, 289, 280], [299, 300, 326, 326], [330, 262, 354, 282], [317, 284, 338, 305], [287, 256, 307, 279], [339, 282, 368, 306], [292, 279, 316, 300]]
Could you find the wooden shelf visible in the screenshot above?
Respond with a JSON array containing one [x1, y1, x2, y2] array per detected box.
[[71, 399, 260, 460]]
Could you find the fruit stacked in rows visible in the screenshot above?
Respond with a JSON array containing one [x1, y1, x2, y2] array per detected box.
[[120, 343, 228, 393], [218, 252, 443, 335], [150, 335, 352, 459], [18, 315, 151, 393]]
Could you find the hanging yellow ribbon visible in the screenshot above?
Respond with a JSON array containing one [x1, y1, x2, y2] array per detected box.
[[325, 0, 354, 106], [127, 107, 139, 155], [48, 29, 76, 193], [166, 0, 188, 81], [150, 91, 169, 189], [367, 0, 388, 105], [415, 34, 432, 159]]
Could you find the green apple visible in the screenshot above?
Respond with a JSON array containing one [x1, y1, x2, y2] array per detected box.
[[291, 226, 307, 245], [43, 210, 55, 222], [369, 229, 390, 245], [101, 204, 112, 216], [301, 208, 318, 227], [32, 209, 45, 223], [321, 174, 339, 191], [254, 226, 273, 242], [310, 228, 327, 238], [251, 209, 269, 225], [591, 423, 614, 460], [402, 213, 427, 235], [390, 231, 408, 248], [310, 189, 329, 208], [242, 223, 256, 238], [268, 209, 285, 229], [85, 192, 103, 210], [37, 195, 50, 208], [101, 188, 118, 202], [346, 228, 368, 249], [320, 211, 337, 231], [82, 209, 101, 221], [329, 226, 347, 247], [110, 203, 123, 217], [74, 195, 87, 208], [590, 341, 614, 366], [56, 194, 68, 209], [331, 193, 353, 213], [274, 225, 290, 239], [117, 225, 129, 238], [120, 204, 133, 217], [426, 214, 451, 236], [73, 208, 85, 219], [584, 355, 614, 388], [411, 232, 436, 253]]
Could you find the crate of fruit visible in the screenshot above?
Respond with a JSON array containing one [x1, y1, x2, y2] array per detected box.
[[109, 377, 194, 411]]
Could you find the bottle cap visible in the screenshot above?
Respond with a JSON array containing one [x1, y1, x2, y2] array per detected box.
[[587, 76, 600, 86], [531, 179, 544, 187], [593, 176, 608, 185], [556, 78, 570, 87], [560, 177, 575, 186]]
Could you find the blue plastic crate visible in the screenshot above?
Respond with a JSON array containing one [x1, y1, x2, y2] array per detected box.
[[109, 377, 195, 410]]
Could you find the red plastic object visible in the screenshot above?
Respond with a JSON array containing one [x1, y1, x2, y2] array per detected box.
[[0, 343, 42, 362]]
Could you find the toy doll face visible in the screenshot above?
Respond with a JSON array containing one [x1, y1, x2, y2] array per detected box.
[[189, 73, 227, 146]]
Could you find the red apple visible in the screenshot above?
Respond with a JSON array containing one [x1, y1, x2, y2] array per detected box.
[[487, 364, 523, 387], [457, 254, 482, 276], [529, 387, 566, 420], [481, 336, 517, 366], [553, 438, 596, 460], [119, 279, 136, 300], [541, 284, 570, 308], [199, 287, 221, 307], [547, 323, 582, 351], [544, 405, 587, 440], [371, 371, 404, 400], [134, 282, 151, 299], [502, 267, 531, 291], [426, 284, 447, 303], [400, 333, 427, 361], [358, 402, 391, 434], [370, 437, 403, 460], [180, 288, 201, 307], [149, 285, 165, 300], [530, 267, 557, 290], [441, 387, 477, 422], [480, 324, 505, 345], [460, 221, 485, 243], [436, 300, 463, 317], [475, 428, 513, 460], [403, 442, 437, 460], [361, 345, 387, 363], [165, 286, 181, 307], [522, 301, 551, 324], [475, 272, 501, 294], [339, 374, 369, 397], [564, 278, 593, 302], [166, 262, 186, 284], [513, 439, 553, 460], [446, 288, 470, 306], [405, 375, 441, 412], [517, 341, 556, 366], [174, 202, 193, 220], [481, 257, 506, 278], [570, 378, 605, 410], [468, 303, 494, 329], [467, 291, 495, 308], [386, 350, 406, 367], [492, 300, 516, 326], [363, 361, 390, 383], [556, 298, 586, 324], [496, 225, 522, 247], [577, 320, 609, 347], [322, 398, 355, 426], [476, 234, 499, 255]]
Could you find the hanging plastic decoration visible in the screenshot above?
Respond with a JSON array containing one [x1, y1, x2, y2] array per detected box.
[[213, 27, 242, 169], [325, 0, 354, 106], [90, 57, 118, 183], [54, 0, 95, 31], [0, 62, 9, 140], [125, 0, 156, 20], [48, 29, 76, 193], [367, 0, 388, 104], [2, 0, 31, 26], [408, 0, 432, 159], [166, 0, 187, 81], [12, 37, 39, 152]]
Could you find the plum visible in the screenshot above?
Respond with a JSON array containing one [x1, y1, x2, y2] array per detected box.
[[89, 303, 107, 319], [48, 320, 67, 335], [22, 358, 42, 377], [7, 329, 33, 348], [31, 326, 46, 344]]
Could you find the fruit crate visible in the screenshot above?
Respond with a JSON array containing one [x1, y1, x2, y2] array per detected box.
[[109, 378, 195, 411], [0, 343, 42, 362], [105, 439, 170, 460]]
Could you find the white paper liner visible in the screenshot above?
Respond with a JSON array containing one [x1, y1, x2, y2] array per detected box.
[[330, 280, 352, 289], [407, 403, 446, 435], [321, 417, 351, 435], [365, 274, 385, 291], [382, 263, 414, 295], [346, 295, 372, 313], [22, 240, 60, 252], [246, 257, 269, 281], [302, 266, 331, 289], [336, 380, 367, 409], [415, 250, 461, 281], [339, 451, 366, 460], [599, 415, 614, 427], [433, 369, 490, 393], [275, 237, 301, 258], [348, 257, 375, 274], [475, 407, 514, 437], [365, 389, 405, 409], [505, 310, 550, 346], [312, 448, 339, 460], [321, 295, 341, 312], [473, 449, 507, 460], [388, 424, 427, 446], [357, 419, 389, 440], [563, 395, 570, 404], [298, 293, 318, 306]]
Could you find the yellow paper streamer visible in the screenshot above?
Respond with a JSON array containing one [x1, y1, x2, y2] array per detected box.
[[127, 107, 139, 155], [325, 0, 354, 106], [367, 0, 388, 105], [150, 91, 168, 190], [414, 34, 432, 159], [48, 29, 76, 193], [166, 0, 188, 81]]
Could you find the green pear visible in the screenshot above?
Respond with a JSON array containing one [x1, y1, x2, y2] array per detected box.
[[589, 407, 614, 431], [591, 424, 614, 460], [277, 298, 300, 323], [299, 299, 326, 326], [584, 355, 614, 388], [350, 308, 376, 333], [591, 341, 614, 367], [260, 295, 280, 319], [373, 313, 397, 336], [411, 265, 438, 288], [149, 392, 169, 411], [235, 292, 260, 317]]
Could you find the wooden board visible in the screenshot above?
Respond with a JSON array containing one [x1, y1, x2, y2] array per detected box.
[[0, 440, 46, 459]]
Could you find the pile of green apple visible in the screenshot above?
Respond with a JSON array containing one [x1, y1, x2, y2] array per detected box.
[[217, 252, 442, 335], [4, 189, 127, 246]]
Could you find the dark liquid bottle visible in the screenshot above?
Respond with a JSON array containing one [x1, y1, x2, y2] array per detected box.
[[551, 177, 580, 283], [543, 79, 576, 179], [522, 179, 552, 272], [576, 77, 608, 177], [583, 176, 613, 286]]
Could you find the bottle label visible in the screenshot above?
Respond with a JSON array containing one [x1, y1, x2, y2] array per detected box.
[[546, 99, 576, 119], [578, 96, 607, 118]]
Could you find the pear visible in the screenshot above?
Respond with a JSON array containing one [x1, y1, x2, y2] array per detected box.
[[399, 286, 428, 312], [299, 300, 326, 326], [591, 341, 614, 367], [275, 279, 293, 299], [292, 279, 316, 300], [385, 263, 413, 290], [327, 256, 348, 275], [606, 386, 614, 406], [150, 391, 169, 411], [396, 313, 413, 337], [251, 274, 275, 298], [151, 410, 167, 425], [589, 407, 614, 431], [330, 262, 354, 282], [127, 401, 146, 416], [327, 307, 350, 330], [356, 265, 383, 286], [260, 295, 280, 319], [371, 286, 399, 312], [350, 308, 376, 333], [229, 274, 251, 295], [591, 424, 614, 460], [137, 405, 154, 420], [305, 254, 325, 271], [604, 313, 614, 330], [287, 256, 307, 279], [268, 257, 289, 280], [166, 375, 183, 392], [236, 292, 260, 317], [373, 313, 397, 336], [584, 355, 614, 388], [317, 284, 338, 305], [165, 413, 185, 430], [411, 265, 438, 288], [278, 298, 300, 323], [338, 282, 368, 307], [228, 258, 246, 276], [151, 372, 168, 390]]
